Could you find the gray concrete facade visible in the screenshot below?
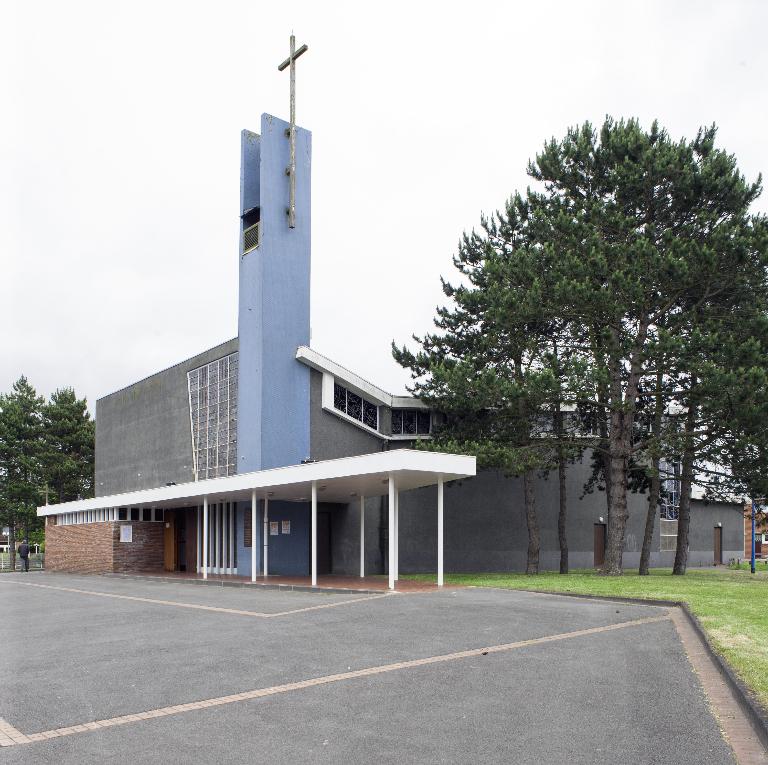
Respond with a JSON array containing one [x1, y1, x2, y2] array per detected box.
[[94, 351, 745, 575], [309, 370, 744, 574], [95, 338, 238, 497]]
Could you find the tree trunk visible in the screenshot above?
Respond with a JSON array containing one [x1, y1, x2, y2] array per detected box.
[[601, 318, 649, 576], [8, 521, 16, 572], [523, 469, 540, 574], [558, 452, 568, 574], [640, 367, 663, 576], [673, 379, 697, 575], [603, 451, 629, 574], [553, 391, 568, 574], [639, 465, 660, 575]]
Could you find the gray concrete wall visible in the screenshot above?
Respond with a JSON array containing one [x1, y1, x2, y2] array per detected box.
[[306, 382, 746, 574], [309, 369, 384, 460], [327, 469, 744, 575], [95, 338, 239, 496]]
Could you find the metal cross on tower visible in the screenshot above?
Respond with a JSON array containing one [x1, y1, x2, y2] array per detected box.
[[278, 34, 308, 229]]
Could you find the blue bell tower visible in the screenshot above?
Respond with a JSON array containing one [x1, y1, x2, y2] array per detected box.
[[236, 113, 312, 472]]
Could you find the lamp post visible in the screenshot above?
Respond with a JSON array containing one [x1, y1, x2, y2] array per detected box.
[[751, 499, 756, 575]]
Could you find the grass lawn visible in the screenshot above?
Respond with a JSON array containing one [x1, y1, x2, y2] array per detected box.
[[408, 567, 768, 710]]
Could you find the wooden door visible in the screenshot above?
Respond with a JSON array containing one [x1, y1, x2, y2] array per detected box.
[[317, 511, 332, 575], [164, 513, 177, 571], [714, 526, 723, 565], [594, 523, 607, 567]]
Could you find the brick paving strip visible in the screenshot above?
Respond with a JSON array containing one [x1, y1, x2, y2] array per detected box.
[[670, 609, 768, 765], [0, 612, 669, 748], [0, 579, 391, 618]]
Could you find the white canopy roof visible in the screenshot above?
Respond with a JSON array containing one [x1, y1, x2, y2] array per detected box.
[[38, 449, 476, 516]]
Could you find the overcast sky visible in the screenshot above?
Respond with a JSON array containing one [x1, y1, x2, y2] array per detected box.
[[2, 1, 767, 411]]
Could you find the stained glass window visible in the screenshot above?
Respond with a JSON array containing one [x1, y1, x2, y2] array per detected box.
[[391, 408, 431, 436], [332, 382, 378, 430], [347, 391, 363, 420], [363, 400, 378, 429], [334, 383, 346, 412], [188, 352, 238, 480]]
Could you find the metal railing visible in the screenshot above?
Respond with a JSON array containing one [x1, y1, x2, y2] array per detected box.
[[0, 553, 44, 572]]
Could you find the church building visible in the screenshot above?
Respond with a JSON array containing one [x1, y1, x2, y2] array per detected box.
[[37, 104, 745, 584]]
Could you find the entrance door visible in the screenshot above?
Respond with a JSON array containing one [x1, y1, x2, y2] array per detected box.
[[714, 526, 723, 565], [163, 513, 176, 571], [594, 523, 607, 567], [177, 512, 187, 572], [317, 511, 332, 575]]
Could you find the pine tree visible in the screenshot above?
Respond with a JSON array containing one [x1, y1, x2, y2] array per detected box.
[[527, 118, 767, 574], [0, 377, 46, 569], [42, 388, 95, 504], [393, 194, 581, 574]]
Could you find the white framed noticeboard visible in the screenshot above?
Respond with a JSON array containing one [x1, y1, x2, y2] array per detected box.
[[270, 521, 279, 536], [281, 520, 291, 535], [120, 525, 133, 543]]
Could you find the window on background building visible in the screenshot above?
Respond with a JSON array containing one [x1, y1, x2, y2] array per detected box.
[[333, 383, 378, 430], [154, 508, 164, 522], [658, 458, 681, 552], [118, 508, 128, 521], [659, 459, 681, 521], [142, 508, 152, 521], [391, 408, 431, 436], [188, 352, 238, 481], [130, 508, 140, 521]]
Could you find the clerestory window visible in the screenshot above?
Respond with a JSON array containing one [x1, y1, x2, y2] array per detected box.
[[333, 383, 378, 430]]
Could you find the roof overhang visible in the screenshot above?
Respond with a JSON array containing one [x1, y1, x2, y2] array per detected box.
[[38, 449, 476, 516], [295, 346, 427, 409]]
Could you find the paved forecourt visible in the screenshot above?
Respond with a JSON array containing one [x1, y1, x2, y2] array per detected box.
[[0, 572, 739, 764]]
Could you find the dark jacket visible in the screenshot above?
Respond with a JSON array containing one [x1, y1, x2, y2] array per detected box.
[[18, 543, 29, 558]]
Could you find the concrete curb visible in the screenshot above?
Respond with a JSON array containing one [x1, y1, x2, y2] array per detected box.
[[490, 586, 768, 751], [100, 572, 389, 597], [680, 602, 768, 751]]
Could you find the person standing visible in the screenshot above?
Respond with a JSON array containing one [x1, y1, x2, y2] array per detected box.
[[18, 540, 30, 572]]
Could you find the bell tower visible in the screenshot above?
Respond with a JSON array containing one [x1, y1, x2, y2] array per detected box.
[[236, 113, 312, 472]]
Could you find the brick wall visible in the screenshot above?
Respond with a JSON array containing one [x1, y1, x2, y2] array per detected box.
[[743, 506, 768, 558], [112, 522, 163, 572], [45, 522, 116, 573], [45, 521, 164, 573]]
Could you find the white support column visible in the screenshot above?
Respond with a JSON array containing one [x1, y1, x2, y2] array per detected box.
[[311, 481, 318, 587], [437, 476, 444, 587], [388, 475, 395, 590], [251, 491, 257, 582], [197, 505, 201, 574], [228, 502, 234, 575], [202, 497, 208, 580], [214, 503, 220, 574], [263, 497, 269, 577], [359, 495, 365, 578], [394, 488, 399, 582], [223, 503, 229, 574], [224, 503, 229, 574]]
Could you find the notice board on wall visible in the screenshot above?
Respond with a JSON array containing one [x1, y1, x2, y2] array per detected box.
[[120, 525, 133, 543]]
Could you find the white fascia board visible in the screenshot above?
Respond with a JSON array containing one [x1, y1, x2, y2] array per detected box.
[[391, 396, 429, 410], [296, 346, 424, 408], [38, 449, 476, 517]]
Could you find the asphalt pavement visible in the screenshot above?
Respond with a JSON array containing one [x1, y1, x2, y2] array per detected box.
[[0, 572, 735, 764]]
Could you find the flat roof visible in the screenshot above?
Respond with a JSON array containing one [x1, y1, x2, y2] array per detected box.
[[38, 449, 476, 516]]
